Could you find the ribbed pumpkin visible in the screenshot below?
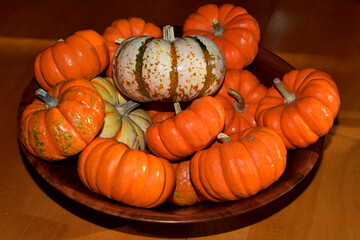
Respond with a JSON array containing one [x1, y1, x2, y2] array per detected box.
[[90, 76, 152, 150], [34, 29, 109, 90], [255, 68, 341, 150], [102, 17, 162, 77], [77, 137, 175, 208], [183, 3, 260, 69], [112, 25, 225, 102], [168, 160, 204, 206], [214, 69, 267, 134], [20, 79, 105, 161], [190, 127, 287, 202], [146, 96, 226, 161]]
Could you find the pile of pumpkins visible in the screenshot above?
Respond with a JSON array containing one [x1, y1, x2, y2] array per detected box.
[[20, 3, 340, 208]]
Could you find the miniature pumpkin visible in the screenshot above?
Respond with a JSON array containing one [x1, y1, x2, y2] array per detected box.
[[168, 160, 204, 206], [190, 127, 287, 202], [146, 96, 226, 161], [90, 76, 152, 150], [183, 3, 260, 69], [34, 30, 109, 90], [255, 68, 341, 150], [102, 17, 162, 77], [20, 79, 105, 161], [214, 69, 267, 134], [112, 25, 225, 102], [77, 137, 175, 208]]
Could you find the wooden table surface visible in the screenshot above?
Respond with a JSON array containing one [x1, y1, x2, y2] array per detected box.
[[1, 0, 359, 239]]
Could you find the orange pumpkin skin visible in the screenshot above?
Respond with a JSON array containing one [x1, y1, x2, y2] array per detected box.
[[20, 79, 105, 161], [214, 69, 267, 134], [102, 17, 162, 77], [168, 160, 204, 206], [77, 137, 175, 208], [190, 127, 287, 202], [255, 68, 341, 150], [34, 30, 109, 90], [145, 96, 226, 161], [183, 3, 260, 69]]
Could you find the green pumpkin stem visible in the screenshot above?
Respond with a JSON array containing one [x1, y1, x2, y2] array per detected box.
[[274, 78, 296, 103], [212, 19, 224, 37], [174, 102, 182, 114], [228, 88, 245, 113], [163, 25, 175, 42], [35, 88, 59, 109], [116, 101, 140, 116], [217, 133, 232, 142]]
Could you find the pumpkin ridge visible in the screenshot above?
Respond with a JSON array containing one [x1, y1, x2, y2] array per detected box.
[[71, 34, 102, 76], [112, 37, 136, 93], [93, 141, 120, 194], [144, 155, 167, 208], [35, 54, 52, 90], [123, 151, 151, 206], [294, 96, 333, 136], [168, 42, 179, 101], [218, 142, 247, 200], [24, 111, 44, 157], [108, 144, 129, 199], [280, 104, 317, 148], [199, 146, 225, 201], [278, 106, 297, 149], [45, 107, 85, 158], [188, 36, 218, 98], [126, 117, 146, 150], [47, 47, 66, 87], [256, 128, 286, 183], [160, 118, 193, 158], [242, 130, 274, 191], [134, 37, 154, 100]]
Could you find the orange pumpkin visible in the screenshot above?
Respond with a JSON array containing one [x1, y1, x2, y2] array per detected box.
[[183, 3, 260, 69], [77, 137, 175, 208], [214, 69, 267, 134], [255, 68, 341, 150], [190, 127, 287, 202], [102, 17, 162, 77], [168, 160, 204, 206], [145, 96, 226, 161], [34, 30, 109, 90], [20, 79, 105, 161]]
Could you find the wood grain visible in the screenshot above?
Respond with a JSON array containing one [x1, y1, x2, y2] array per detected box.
[[1, 0, 359, 239]]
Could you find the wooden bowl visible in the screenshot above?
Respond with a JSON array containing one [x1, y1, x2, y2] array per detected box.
[[16, 40, 324, 224]]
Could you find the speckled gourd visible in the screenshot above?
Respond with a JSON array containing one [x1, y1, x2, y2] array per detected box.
[[112, 25, 225, 102]]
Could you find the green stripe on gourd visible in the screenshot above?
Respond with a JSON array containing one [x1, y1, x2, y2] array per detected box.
[[189, 36, 218, 98], [134, 37, 154, 100]]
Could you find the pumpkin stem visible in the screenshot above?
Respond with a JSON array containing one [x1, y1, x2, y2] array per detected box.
[[174, 102, 182, 114], [36, 88, 59, 109], [217, 133, 232, 142], [212, 19, 224, 37], [228, 88, 245, 113], [57, 39, 65, 42], [273, 78, 296, 103], [116, 101, 140, 116], [163, 25, 175, 42]]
